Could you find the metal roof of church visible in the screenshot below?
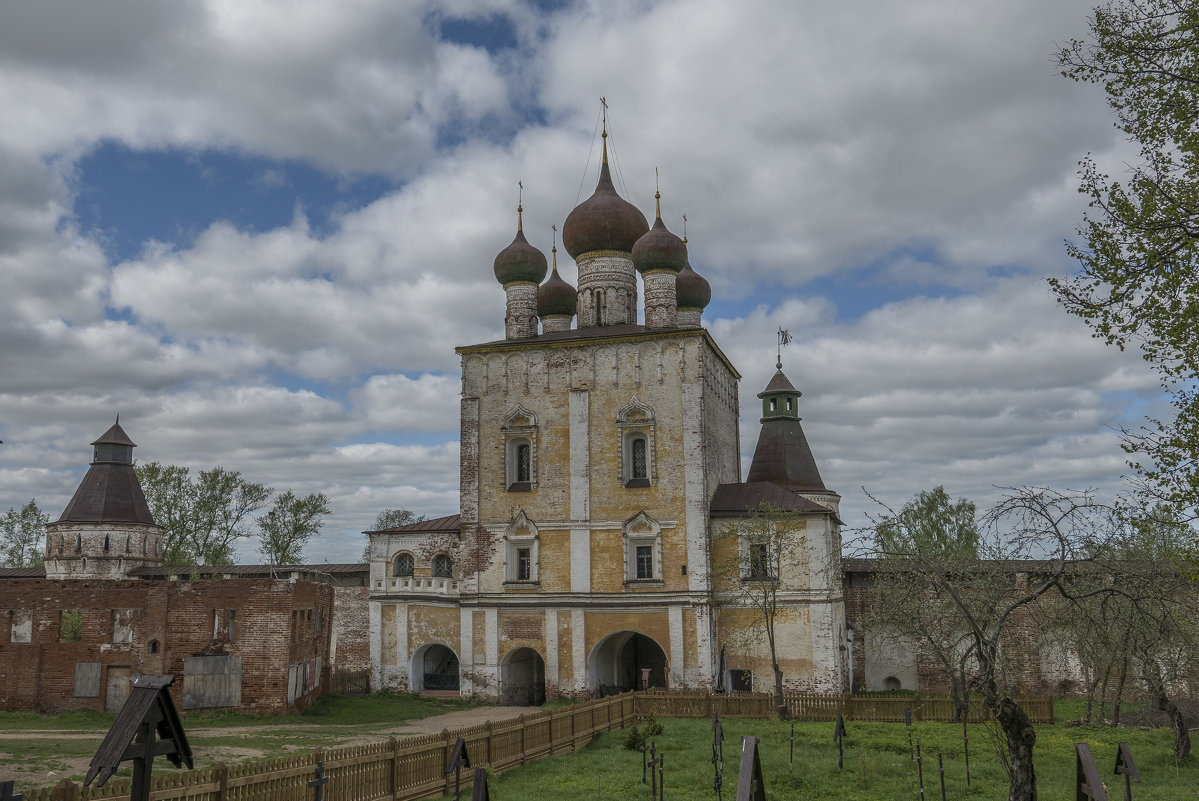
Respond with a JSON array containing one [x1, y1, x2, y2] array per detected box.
[[366, 513, 461, 534]]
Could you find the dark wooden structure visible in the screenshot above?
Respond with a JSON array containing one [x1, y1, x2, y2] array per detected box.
[[445, 737, 471, 801], [84, 675, 193, 801], [735, 736, 766, 801], [1075, 743, 1107, 801], [1113, 742, 1140, 801]]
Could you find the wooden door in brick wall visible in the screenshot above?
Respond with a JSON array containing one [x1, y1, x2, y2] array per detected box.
[[104, 667, 131, 713]]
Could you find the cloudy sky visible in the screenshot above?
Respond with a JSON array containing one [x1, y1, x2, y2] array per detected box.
[[0, 0, 1157, 563]]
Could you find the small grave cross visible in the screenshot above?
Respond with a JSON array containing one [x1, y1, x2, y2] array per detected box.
[[711, 712, 725, 800], [0, 780, 23, 801], [905, 707, 914, 760], [446, 737, 472, 801], [308, 761, 330, 801], [833, 713, 846, 770], [735, 736, 766, 801], [1076, 743, 1108, 801], [1113, 742, 1140, 801]]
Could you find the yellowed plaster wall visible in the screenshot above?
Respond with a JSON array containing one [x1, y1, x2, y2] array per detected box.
[[584, 610, 672, 660], [556, 611, 573, 685], [498, 611, 545, 660], [539, 529, 570, 591], [381, 604, 397, 665], [407, 605, 461, 652], [717, 606, 815, 682]]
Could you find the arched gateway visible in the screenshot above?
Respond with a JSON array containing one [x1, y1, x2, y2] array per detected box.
[[588, 631, 668, 694], [500, 647, 546, 705], [410, 643, 459, 693]]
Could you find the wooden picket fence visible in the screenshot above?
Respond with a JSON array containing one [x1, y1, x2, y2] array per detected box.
[[20, 690, 1052, 801], [634, 689, 1054, 725]]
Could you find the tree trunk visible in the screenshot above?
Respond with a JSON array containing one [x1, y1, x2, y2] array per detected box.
[[1098, 663, 1112, 723], [995, 697, 1038, 801], [773, 663, 789, 720], [1111, 657, 1128, 727], [1155, 685, 1191, 759]]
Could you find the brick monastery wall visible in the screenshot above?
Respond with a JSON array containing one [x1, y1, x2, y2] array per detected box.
[[0, 577, 333, 714]]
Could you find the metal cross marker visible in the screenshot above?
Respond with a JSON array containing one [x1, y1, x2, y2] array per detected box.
[[0, 780, 23, 801], [308, 761, 330, 801], [711, 712, 725, 800], [833, 713, 846, 770]]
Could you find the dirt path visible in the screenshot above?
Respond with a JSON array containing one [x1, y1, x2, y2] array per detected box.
[[0, 704, 538, 789]]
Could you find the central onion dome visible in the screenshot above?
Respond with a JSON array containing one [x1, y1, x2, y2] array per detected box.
[[562, 135, 649, 258], [632, 192, 687, 274], [675, 261, 711, 309], [538, 243, 578, 317], [493, 205, 548, 286]]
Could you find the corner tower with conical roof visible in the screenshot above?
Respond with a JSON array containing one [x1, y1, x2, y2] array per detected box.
[[45, 420, 164, 579]]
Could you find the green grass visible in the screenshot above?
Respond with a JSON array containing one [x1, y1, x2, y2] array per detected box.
[[458, 713, 1195, 801]]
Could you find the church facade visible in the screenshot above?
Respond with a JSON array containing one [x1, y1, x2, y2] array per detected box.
[[367, 133, 848, 701]]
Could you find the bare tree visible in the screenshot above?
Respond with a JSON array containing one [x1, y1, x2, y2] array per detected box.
[[865, 486, 1108, 801]]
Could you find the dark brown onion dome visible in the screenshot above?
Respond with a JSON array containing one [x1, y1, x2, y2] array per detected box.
[[562, 140, 649, 258], [675, 261, 711, 309], [537, 265, 577, 317], [493, 208, 548, 286], [632, 194, 687, 274]]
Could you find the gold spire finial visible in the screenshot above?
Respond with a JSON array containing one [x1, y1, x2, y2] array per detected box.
[[517, 181, 524, 231], [551, 224, 559, 271], [600, 96, 608, 163]]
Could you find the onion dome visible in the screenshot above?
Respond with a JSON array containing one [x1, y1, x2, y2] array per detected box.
[[631, 191, 687, 274], [562, 133, 649, 258], [493, 204, 548, 286], [538, 242, 578, 317], [675, 261, 712, 309]]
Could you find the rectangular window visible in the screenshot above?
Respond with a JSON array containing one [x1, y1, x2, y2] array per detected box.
[[59, 609, 82, 643], [636, 545, 653, 579], [730, 669, 753, 693], [517, 547, 531, 581], [748, 543, 770, 580], [228, 609, 238, 643]]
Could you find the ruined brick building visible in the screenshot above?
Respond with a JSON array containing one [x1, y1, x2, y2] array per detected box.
[[365, 132, 849, 702], [0, 421, 363, 714]]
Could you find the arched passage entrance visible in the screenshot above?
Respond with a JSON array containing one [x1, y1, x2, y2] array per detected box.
[[410, 644, 459, 692], [500, 647, 546, 706], [588, 631, 668, 694]]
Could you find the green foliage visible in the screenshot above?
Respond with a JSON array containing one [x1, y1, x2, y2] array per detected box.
[[1055, 0, 1199, 512], [363, 508, 425, 560], [0, 498, 48, 568], [58, 609, 81, 642], [872, 485, 979, 558], [622, 711, 665, 750], [136, 462, 272, 566], [257, 490, 331, 565]]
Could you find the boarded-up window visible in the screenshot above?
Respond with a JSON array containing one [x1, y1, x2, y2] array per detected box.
[[10, 611, 32, 643], [59, 609, 82, 643], [111, 609, 133, 644], [74, 662, 101, 697], [182, 655, 242, 709]]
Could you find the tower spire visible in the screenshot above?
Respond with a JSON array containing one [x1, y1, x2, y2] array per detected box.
[[551, 224, 558, 271], [517, 181, 524, 231], [601, 96, 609, 163], [654, 167, 661, 219]]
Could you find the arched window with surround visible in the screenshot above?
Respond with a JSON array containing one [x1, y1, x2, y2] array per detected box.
[[502, 405, 538, 492], [432, 554, 453, 578], [393, 552, 414, 577], [617, 397, 656, 488]]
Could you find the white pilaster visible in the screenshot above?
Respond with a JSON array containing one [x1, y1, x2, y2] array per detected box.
[[459, 607, 474, 695], [668, 605, 684, 687], [545, 607, 559, 693], [368, 600, 382, 690], [571, 609, 587, 693], [569, 389, 591, 592]]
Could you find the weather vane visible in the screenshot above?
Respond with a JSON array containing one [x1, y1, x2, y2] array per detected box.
[[777, 327, 792, 369]]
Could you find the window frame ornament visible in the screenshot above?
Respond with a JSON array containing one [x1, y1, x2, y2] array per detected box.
[[503, 511, 540, 586], [617, 397, 656, 488], [431, 553, 454, 578], [622, 510, 663, 587], [502, 405, 539, 492]]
